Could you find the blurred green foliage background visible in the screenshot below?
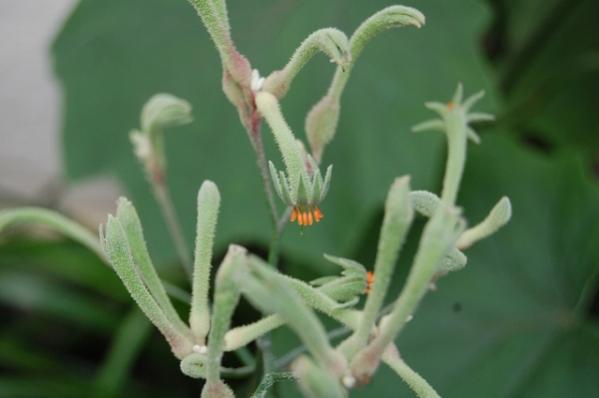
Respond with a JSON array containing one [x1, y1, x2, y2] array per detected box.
[[1, 0, 598, 397]]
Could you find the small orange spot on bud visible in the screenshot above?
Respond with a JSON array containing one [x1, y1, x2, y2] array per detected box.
[[365, 271, 375, 294], [447, 102, 455, 110]]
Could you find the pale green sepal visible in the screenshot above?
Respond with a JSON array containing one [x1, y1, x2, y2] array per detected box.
[[462, 90, 485, 111], [412, 119, 445, 133], [467, 112, 495, 123]]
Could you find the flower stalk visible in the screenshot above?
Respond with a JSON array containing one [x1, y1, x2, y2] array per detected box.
[[130, 93, 194, 278]]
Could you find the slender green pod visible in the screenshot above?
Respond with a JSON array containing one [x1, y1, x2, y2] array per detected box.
[[190, 181, 222, 342], [349, 177, 414, 356]]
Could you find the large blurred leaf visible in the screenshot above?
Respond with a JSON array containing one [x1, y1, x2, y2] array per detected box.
[[52, 0, 495, 267], [353, 134, 599, 397], [493, 0, 599, 154], [0, 239, 195, 397]]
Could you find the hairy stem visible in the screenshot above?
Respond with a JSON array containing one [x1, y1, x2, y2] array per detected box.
[[382, 349, 441, 398], [151, 181, 192, 279]]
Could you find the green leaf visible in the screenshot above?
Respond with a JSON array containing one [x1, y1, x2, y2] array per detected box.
[[52, 0, 495, 268], [0, 239, 125, 300], [361, 134, 599, 397], [0, 270, 119, 333], [92, 309, 152, 398], [497, 0, 599, 154]]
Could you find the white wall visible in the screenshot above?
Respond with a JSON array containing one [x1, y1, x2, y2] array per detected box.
[[0, 1, 120, 225]]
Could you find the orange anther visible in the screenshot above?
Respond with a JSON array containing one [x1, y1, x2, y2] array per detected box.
[[307, 211, 313, 225], [314, 207, 323, 222], [447, 101, 455, 110], [365, 271, 375, 294], [290, 208, 297, 222]]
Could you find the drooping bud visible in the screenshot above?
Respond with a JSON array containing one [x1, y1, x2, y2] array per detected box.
[[131, 93, 192, 182], [263, 28, 350, 98], [457, 196, 512, 249], [141, 93, 193, 133], [304, 6, 425, 161]]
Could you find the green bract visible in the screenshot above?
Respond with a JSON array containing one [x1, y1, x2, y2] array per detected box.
[[268, 159, 332, 210]]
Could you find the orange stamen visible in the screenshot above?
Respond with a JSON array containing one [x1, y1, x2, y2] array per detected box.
[[291, 207, 324, 227], [314, 207, 323, 222], [365, 271, 375, 294], [447, 101, 455, 110]]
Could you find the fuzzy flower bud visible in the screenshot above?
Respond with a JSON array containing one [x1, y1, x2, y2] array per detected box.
[[130, 93, 192, 182]]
